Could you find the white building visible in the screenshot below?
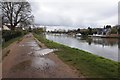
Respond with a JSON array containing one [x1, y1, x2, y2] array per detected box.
[[2, 25, 10, 30]]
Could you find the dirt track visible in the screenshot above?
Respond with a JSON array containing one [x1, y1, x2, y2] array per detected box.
[[2, 33, 83, 78]]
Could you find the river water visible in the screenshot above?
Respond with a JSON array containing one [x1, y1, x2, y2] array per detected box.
[[46, 34, 120, 62]]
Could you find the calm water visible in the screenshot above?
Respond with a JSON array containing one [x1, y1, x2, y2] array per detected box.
[[46, 34, 120, 61]]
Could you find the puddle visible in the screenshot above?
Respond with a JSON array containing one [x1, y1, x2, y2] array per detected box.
[[26, 41, 38, 47], [19, 41, 38, 47], [26, 41, 36, 44], [28, 49, 57, 56], [28, 52, 33, 55], [31, 46, 41, 51], [10, 39, 58, 74], [11, 57, 56, 72], [19, 44, 25, 47], [34, 49, 55, 56], [19, 40, 57, 56], [11, 60, 32, 72], [31, 57, 55, 70], [16, 40, 57, 71]]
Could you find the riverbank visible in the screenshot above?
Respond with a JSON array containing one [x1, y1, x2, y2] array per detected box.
[[33, 33, 119, 78]]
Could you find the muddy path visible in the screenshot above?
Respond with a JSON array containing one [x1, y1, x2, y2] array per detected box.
[[2, 33, 83, 78]]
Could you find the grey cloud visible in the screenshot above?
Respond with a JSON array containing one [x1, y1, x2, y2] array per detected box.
[[29, 0, 119, 28]]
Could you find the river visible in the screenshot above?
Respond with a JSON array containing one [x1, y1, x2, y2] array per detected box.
[[46, 34, 119, 62]]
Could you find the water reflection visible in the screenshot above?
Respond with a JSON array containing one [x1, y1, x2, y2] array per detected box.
[[26, 41, 57, 56], [46, 34, 119, 61], [118, 39, 120, 62], [31, 57, 55, 71], [78, 37, 118, 46], [11, 60, 32, 72], [14, 40, 57, 72], [26, 41, 39, 47], [28, 49, 56, 56]]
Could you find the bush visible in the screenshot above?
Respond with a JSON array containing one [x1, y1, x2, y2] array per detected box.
[[110, 28, 118, 34], [2, 30, 23, 42]]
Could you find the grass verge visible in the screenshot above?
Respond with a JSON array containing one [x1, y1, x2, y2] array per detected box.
[[2, 35, 23, 49], [33, 33, 119, 78]]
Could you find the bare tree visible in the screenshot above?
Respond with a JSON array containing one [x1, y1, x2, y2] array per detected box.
[[2, 1, 34, 30]]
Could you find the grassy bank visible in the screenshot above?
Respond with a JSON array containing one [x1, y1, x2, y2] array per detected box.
[[2, 30, 28, 49], [33, 33, 119, 78], [2, 35, 23, 49]]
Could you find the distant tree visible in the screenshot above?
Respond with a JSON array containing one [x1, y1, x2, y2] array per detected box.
[[80, 29, 88, 36], [77, 28, 80, 33], [28, 26, 32, 32], [110, 28, 117, 34], [2, 1, 34, 30], [88, 27, 93, 35], [92, 29, 97, 34], [118, 27, 120, 34], [106, 25, 111, 29], [33, 27, 44, 34]]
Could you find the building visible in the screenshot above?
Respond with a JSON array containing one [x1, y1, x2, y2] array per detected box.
[[2, 25, 11, 30]]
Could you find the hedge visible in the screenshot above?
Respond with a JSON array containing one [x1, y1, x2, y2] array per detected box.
[[2, 30, 27, 42]]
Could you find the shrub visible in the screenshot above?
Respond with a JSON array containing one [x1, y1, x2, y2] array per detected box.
[[2, 30, 23, 42]]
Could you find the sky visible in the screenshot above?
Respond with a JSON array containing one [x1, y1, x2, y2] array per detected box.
[[28, 0, 119, 30]]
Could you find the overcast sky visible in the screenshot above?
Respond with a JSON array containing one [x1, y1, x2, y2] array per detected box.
[[28, 0, 119, 30]]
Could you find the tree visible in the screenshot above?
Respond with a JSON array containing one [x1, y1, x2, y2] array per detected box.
[[28, 26, 32, 32], [118, 27, 120, 34], [110, 28, 117, 34], [77, 28, 80, 33], [106, 25, 111, 29], [2, 1, 34, 30], [88, 27, 93, 35]]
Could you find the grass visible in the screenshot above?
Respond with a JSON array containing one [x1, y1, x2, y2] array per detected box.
[[2, 35, 23, 49], [33, 33, 119, 78]]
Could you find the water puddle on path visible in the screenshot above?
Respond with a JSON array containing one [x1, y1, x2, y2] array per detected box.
[[18, 41, 38, 47], [12, 40, 56, 72], [11, 60, 32, 72], [26, 40, 57, 56], [31, 46, 41, 51], [11, 57, 56, 72], [26, 41, 39, 47], [28, 49, 57, 56], [12, 40, 57, 72], [31, 57, 55, 71]]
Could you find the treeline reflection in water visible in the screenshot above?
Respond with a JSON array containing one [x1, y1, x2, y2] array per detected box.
[[77, 37, 119, 47]]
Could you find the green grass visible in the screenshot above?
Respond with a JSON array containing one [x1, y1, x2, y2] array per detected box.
[[33, 33, 119, 78], [2, 35, 23, 49]]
